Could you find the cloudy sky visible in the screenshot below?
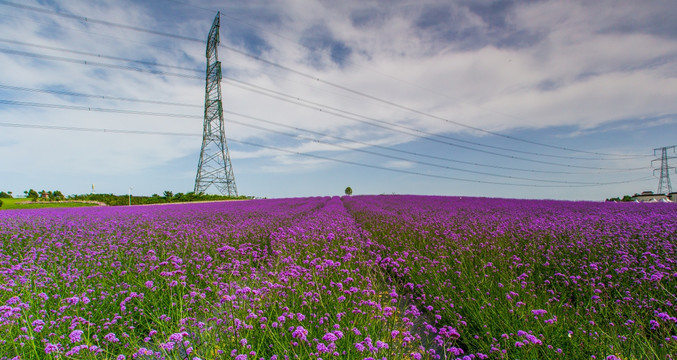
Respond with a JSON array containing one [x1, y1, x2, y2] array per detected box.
[[1, 0, 676, 200]]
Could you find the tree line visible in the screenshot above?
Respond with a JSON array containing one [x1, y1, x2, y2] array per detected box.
[[0, 189, 251, 207]]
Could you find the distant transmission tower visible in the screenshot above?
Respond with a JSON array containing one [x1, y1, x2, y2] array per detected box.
[[652, 145, 676, 194], [195, 12, 238, 196]]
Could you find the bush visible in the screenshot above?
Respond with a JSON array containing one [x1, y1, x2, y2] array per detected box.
[[0, 199, 3, 208]]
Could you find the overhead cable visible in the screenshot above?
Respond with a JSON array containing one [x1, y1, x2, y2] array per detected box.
[[0, 121, 655, 188], [0, 0, 649, 158]]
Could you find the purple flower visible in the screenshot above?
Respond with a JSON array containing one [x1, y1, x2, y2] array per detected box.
[[69, 330, 84, 343], [32, 319, 45, 333], [322, 332, 338, 342], [439, 325, 460, 339], [45, 343, 60, 354], [159, 342, 175, 351], [531, 309, 547, 317], [169, 332, 187, 342], [448, 347, 464, 356], [292, 326, 308, 341], [104, 333, 120, 343]]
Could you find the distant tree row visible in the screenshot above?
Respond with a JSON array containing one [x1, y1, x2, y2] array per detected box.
[[605, 195, 634, 202], [22, 189, 65, 202], [69, 191, 251, 206], [4, 188, 251, 207]]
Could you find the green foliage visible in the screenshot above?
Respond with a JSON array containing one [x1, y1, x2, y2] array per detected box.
[[0, 191, 11, 199], [68, 192, 252, 206], [24, 189, 39, 199], [51, 190, 65, 201], [345, 186, 353, 196], [0, 199, 3, 208], [606, 195, 636, 202], [0, 198, 98, 210]]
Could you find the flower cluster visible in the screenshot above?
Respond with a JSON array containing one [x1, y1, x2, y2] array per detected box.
[[0, 195, 675, 359]]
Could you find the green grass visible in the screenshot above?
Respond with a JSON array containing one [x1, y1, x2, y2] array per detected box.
[[0, 198, 100, 210]]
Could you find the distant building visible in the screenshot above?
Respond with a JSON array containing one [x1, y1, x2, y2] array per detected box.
[[632, 191, 671, 202]]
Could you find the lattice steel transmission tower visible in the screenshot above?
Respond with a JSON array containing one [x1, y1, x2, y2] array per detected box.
[[195, 12, 238, 196], [652, 145, 676, 194]]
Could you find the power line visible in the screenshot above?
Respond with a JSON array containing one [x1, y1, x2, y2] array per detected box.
[[0, 99, 199, 118], [0, 121, 200, 136], [217, 45, 648, 158], [0, 48, 202, 80], [0, 38, 203, 73], [227, 118, 643, 185], [0, 83, 645, 175], [163, 0, 548, 129], [0, 16, 650, 162], [0, 84, 201, 108], [0, 0, 204, 43], [0, 96, 646, 172], [0, 44, 611, 163], [0, 0, 649, 158], [223, 113, 643, 176], [0, 121, 655, 188], [221, 86, 641, 171], [0, 97, 650, 183], [0, 44, 646, 166], [224, 78, 647, 162]]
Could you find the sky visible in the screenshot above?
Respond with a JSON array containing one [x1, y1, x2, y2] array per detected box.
[[1, 0, 676, 200]]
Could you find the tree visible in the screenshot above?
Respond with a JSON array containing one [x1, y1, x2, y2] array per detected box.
[[163, 190, 173, 199], [25, 189, 39, 200], [52, 190, 65, 201], [345, 186, 353, 196], [0, 191, 11, 198]]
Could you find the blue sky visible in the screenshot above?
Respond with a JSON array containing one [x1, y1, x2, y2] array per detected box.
[[1, 0, 676, 200]]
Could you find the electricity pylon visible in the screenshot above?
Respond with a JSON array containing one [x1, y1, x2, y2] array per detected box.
[[652, 145, 676, 194], [195, 12, 238, 196]]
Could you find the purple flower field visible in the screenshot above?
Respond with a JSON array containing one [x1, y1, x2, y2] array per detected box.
[[0, 195, 675, 359]]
